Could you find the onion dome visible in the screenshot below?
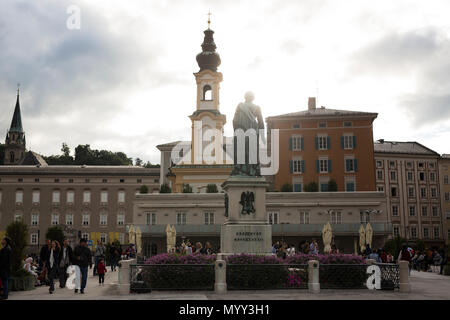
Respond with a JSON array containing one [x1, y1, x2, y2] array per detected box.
[[196, 28, 221, 72]]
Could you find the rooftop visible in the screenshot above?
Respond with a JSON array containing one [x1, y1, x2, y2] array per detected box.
[[0, 165, 159, 176], [266, 106, 378, 121], [373, 140, 440, 156]]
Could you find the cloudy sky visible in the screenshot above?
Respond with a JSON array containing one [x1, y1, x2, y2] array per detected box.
[[1, 0, 449, 164]]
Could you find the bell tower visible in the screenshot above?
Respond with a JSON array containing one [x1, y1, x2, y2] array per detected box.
[[4, 86, 26, 165], [189, 19, 226, 164]]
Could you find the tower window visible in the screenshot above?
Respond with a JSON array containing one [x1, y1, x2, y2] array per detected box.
[[10, 151, 15, 163], [203, 85, 212, 100]]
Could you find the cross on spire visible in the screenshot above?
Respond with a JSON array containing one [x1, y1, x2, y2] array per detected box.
[[207, 10, 212, 29]]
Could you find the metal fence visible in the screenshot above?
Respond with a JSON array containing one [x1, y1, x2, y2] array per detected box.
[[130, 264, 215, 292], [374, 263, 400, 290], [226, 264, 309, 290]]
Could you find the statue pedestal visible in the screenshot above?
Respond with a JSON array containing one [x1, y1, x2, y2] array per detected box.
[[220, 176, 272, 255]]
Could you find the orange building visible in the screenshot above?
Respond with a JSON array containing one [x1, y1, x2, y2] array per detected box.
[[266, 98, 377, 192]]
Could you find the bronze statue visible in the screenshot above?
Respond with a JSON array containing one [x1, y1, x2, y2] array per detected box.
[[231, 92, 265, 176], [239, 191, 255, 215]]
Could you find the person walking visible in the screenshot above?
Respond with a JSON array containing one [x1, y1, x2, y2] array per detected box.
[[97, 258, 106, 285], [46, 240, 60, 294], [39, 239, 51, 270], [310, 239, 318, 255], [432, 250, 442, 273], [0, 237, 12, 300], [58, 239, 73, 288], [93, 240, 105, 276], [73, 238, 92, 294], [398, 244, 412, 274], [438, 247, 447, 275]]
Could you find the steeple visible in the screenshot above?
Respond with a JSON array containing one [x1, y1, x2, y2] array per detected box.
[[4, 85, 26, 165], [9, 85, 24, 133], [196, 15, 221, 72]]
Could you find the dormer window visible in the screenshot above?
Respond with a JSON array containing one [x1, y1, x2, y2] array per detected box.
[[203, 85, 212, 100]]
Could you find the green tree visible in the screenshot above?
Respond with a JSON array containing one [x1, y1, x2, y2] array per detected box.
[[415, 239, 426, 252], [304, 182, 319, 192], [46, 226, 65, 246], [183, 183, 193, 193], [280, 183, 293, 192], [328, 179, 338, 192], [6, 220, 28, 277], [139, 185, 149, 194], [144, 161, 160, 168], [160, 183, 172, 193], [384, 236, 407, 261], [206, 184, 218, 193], [61, 143, 70, 157], [135, 157, 143, 166]]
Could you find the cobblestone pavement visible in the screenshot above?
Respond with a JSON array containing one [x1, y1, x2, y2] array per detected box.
[[7, 269, 450, 300]]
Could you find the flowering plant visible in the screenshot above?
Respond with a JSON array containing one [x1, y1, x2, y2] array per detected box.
[[144, 253, 216, 265]]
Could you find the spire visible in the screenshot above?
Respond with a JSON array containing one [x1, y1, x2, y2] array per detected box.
[[9, 84, 24, 133], [196, 16, 221, 72]]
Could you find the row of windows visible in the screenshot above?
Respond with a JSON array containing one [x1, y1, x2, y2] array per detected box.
[[389, 186, 438, 198], [291, 121, 353, 129], [376, 160, 436, 170], [376, 170, 437, 182], [268, 211, 343, 225], [393, 226, 441, 238], [15, 213, 125, 226], [391, 205, 440, 217], [11, 190, 127, 205], [29, 232, 125, 245], [11, 178, 156, 184], [290, 158, 358, 174], [288, 135, 356, 151]]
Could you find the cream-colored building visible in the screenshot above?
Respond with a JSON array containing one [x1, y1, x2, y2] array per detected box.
[[132, 191, 390, 256], [0, 165, 160, 252], [439, 154, 450, 245], [374, 140, 444, 247]]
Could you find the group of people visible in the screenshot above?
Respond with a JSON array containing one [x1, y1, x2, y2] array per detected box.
[[172, 240, 215, 255], [272, 239, 340, 258]]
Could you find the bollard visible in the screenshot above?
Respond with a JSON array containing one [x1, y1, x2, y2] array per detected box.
[[399, 260, 410, 293], [308, 260, 320, 293], [215, 259, 227, 294], [117, 259, 135, 295]]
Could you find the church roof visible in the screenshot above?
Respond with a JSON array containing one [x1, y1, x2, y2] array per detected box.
[[196, 28, 221, 72], [373, 141, 440, 156], [9, 92, 24, 133], [19, 151, 48, 166]]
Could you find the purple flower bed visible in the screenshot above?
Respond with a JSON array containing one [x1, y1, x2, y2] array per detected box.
[[144, 253, 216, 265], [226, 253, 366, 265]]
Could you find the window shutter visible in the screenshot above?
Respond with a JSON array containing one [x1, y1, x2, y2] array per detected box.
[[354, 159, 358, 172], [289, 137, 293, 151], [301, 160, 305, 173], [341, 136, 344, 149], [289, 160, 293, 173], [315, 137, 318, 150], [316, 160, 320, 173], [301, 137, 304, 151], [328, 159, 332, 173], [353, 136, 356, 149], [327, 136, 330, 149]]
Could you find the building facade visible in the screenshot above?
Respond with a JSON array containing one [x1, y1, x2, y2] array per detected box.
[[266, 97, 377, 192], [0, 166, 159, 252], [133, 191, 390, 256], [439, 154, 450, 245], [374, 140, 444, 246]]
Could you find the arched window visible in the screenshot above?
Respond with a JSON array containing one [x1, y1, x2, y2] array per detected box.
[[203, 85, 212, 100], [10, 151, 15, 163]]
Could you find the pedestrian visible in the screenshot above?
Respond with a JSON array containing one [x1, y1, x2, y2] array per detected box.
[[97, 258, 106, 285], [46, 240, 60, 294], [432, 250, 442, 273], [310, 239, 318, 255], [73, 238, 92, 294], [386, 252, 393, 263], [39, 239, 51, 271], [59, 239, 73, 288], [439, 247, 447, 275], [380, 249, 387, 263], [398, 244, 412, 274], [93, 240, 105, 276], [185, 241, 193, 255], [195, 242, 203, 254], [364, 244, 372, 257], [0, 237, 12, 300], [369, 249, 381, 263]]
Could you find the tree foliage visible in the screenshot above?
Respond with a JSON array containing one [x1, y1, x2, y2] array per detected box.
[[46, 226, 65, 246], [328, 179, 338, 192], [304, 182, 319, 192], [383, 236, 407, 260], [206, 184, 218, 193], [160, 183, 172, 193], [280, 183, 293, 192], [182, 183, 193, 193], [139, 185, 149, 194], [6, 220, 28, 276]]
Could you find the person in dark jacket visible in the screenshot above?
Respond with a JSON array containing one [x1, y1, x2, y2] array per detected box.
[[73, 238, 92, 294], [0, 237, 12, 300], [45, 240, 60, 294], [39, 239, 51, 269], [58, 239, 73, 288]]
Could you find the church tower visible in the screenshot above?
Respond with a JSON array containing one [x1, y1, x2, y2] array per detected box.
[[189, 19, 226, 164], [4, 87, 26, 165]]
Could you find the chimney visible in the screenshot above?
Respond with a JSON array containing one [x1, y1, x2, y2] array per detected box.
[[308, 97, 316, 110]]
